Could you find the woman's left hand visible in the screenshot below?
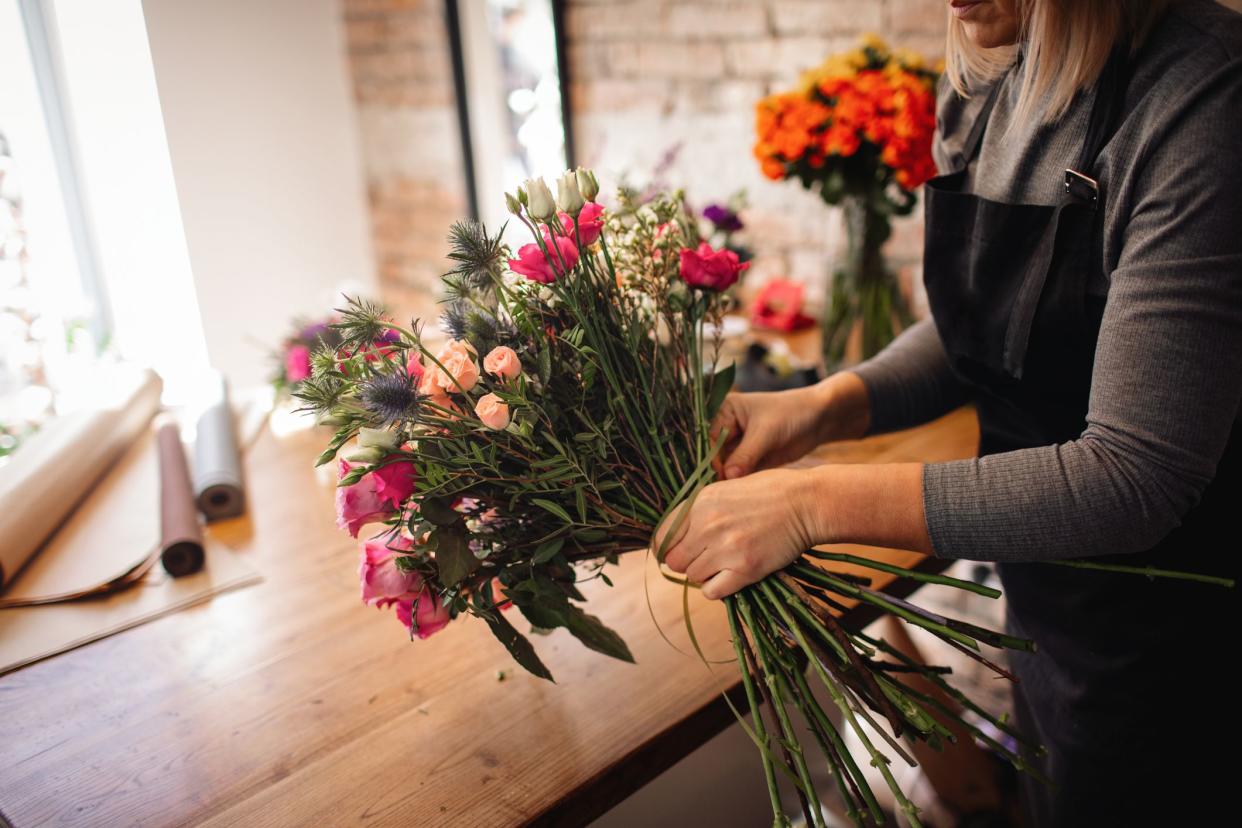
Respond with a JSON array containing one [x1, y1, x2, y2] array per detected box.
[[653, 468, 818, 599]]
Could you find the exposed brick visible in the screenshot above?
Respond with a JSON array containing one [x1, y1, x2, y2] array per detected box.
[[608, 41, 727, 80], [725, 36, 842, 80], [564, 2, 667, 41], [771, 1, 880, 36], [571, 79, 671, 113], [666, 4, 769, 39]]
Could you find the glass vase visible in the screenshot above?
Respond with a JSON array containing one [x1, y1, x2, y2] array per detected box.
[[820, 195, 915, 374]]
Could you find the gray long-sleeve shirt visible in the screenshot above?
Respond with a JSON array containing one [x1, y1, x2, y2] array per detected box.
[[849, 0, 1242, 562]]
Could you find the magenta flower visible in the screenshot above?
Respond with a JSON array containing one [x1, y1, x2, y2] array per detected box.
[[678, 242, 750, 291], [371, 456, 416, 510], [508, 234, 580, 284], [358, 535, 420, 608], [335, 458, 394, 538], [558, 201, 605, 246], [395, 588, 451, 639], [285, 345, 312, 383]]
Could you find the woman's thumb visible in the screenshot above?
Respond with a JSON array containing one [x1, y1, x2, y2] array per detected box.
[[722, 430, 767, 479]]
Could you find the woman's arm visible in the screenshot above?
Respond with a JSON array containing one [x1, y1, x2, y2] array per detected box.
[[850, 316, 975, 437], [918, 63, 1242, 562], [660, 59, 1242, 593]]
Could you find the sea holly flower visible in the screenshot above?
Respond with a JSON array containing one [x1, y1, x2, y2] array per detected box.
[[678, 242, 750, 291]]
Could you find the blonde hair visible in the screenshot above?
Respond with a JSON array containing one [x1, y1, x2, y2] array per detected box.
[[945, 0, 1173, 126]]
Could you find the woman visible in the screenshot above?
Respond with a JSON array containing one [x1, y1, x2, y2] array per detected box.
[[656, 1, 1242, 824]]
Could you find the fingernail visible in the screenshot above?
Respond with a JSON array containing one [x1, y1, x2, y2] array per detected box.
[[725, 465, 742, 479]]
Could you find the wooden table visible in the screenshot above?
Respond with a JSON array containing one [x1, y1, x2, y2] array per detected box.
[[0, 405, 978, 828]]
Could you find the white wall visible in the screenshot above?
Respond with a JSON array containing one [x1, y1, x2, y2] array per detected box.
[[141, 0, 375, 387]]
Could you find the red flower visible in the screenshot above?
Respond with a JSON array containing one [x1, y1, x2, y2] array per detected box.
[[678, 242, 750, 291], [750, 279, 815, 332]]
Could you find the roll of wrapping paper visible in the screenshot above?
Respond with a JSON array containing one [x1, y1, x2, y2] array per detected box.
[[156, 420, 205, 577], [193, 372, 245, 521], [0, 367, 163, 590]]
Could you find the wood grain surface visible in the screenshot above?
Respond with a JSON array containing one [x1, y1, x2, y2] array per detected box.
[[0, 405, 978, 828]]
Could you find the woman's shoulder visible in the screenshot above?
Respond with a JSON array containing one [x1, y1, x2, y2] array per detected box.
[[1126, 0, 1242, 119], [1115, 1, 1242, 177]]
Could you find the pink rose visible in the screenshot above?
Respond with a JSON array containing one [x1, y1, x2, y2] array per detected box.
[[678, 242, 750, 291], [395, 588, 451, 639], [335, 458, 395, 538], [559, 201, 605, 246], [508, 234, 579, 284], [475, 392, 511, 430], [371, 455, 416, 509], [483, 345, 521, 380], [285, 345, 312, 383], [423, 339, 479, 394], [405, 353, 424, 384], [359, 535, 419, 607]]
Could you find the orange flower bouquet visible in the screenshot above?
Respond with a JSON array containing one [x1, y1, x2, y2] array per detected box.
[[754, 35, 940, 370]]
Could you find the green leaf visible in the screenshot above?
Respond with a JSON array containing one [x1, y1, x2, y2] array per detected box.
[[575, 488, 587, 523], [433, 529, 478, 586], [537, 347, 552, 385], [706, 362, 736, 421], [532, 536, 565, 564], [532, 498, 574, 525], [420, 497, 460, 527], [572, 527, 607, 543], [483, 610, 554, 682], [565, 606, 635, 663]]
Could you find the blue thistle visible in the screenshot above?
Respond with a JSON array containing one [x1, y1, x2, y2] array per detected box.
[[360, 372, 422, 424]]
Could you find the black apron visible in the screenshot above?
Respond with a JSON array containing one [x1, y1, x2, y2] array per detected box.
[[922, 48, 1239, 827]]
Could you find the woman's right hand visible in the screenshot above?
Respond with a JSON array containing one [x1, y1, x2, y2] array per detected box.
[[710, 370, 871, 480]]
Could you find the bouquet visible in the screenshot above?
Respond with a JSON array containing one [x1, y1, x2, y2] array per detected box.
[[296, 170, 1232, 827], [753, 34, 939, 372]]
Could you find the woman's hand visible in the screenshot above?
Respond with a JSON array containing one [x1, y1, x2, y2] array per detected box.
[[711, 371, 871, 480], [652, 461, 933, 600], [653, 468, 818, 599]]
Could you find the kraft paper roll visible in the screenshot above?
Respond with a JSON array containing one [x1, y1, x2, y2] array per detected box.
[[156, 420, 205, 577], [0, 367, 163, 590], [193, 372, 245, 521]]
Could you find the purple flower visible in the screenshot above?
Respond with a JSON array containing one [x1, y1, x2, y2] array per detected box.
[[703, 204, 743, 233]]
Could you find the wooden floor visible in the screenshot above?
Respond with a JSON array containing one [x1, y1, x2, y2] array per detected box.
[[0, 405, 978, 827]]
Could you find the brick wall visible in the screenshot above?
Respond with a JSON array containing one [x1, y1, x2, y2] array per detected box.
[[341, 0, 942, 318], [342, 1, 1242, 317], [565, 0, 944, 316], [342, 0, 467, 316]]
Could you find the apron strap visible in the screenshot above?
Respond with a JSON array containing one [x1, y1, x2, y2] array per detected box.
[[1074, 43, 1133, 173]]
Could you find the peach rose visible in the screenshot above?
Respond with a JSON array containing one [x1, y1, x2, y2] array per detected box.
[[422, 339, 479, 394], [476, 392, 511, 430], [483, 345, 521, 380]]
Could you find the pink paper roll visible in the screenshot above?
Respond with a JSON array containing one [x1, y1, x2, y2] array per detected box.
[[157, 421, 204, 577]]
